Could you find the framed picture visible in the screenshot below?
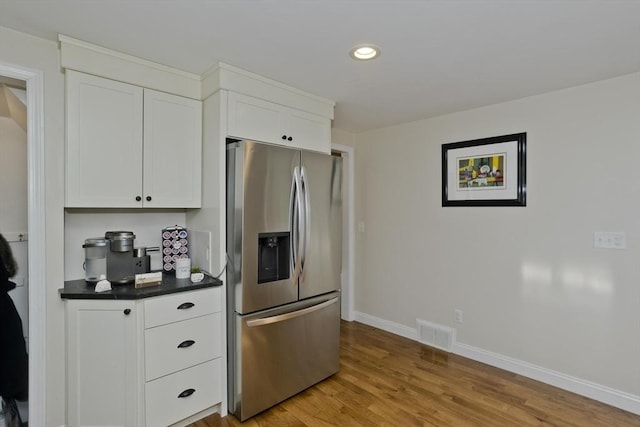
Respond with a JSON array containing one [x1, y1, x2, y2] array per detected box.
[[442, 132, 526, 207]]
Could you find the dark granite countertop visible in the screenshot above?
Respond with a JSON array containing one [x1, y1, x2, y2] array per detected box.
[[60, 272, 222, 300]]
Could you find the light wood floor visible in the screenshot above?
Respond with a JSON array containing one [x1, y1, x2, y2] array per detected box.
[[189, 321, 640, 426]]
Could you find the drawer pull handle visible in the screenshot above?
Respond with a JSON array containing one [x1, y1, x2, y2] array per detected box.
[[177, 302, 195, 310], [178, 388, 196, 398], [177, 339, 195, 349]]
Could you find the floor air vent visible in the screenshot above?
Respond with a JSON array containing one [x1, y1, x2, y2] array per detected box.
[[416, 319, 454, 352]]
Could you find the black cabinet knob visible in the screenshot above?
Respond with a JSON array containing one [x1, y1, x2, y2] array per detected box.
[[124, 309, 131, 315], [288, 136, 293, 141], [282, 135, 287, 140], [135, 196, 142, 202], [146, 196, 152, 202]]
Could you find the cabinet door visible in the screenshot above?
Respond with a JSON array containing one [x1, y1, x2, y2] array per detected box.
[[66, 300, 141, 427], [227, 92, 331, 153], [66, 70, 143, 207], [143, 89, 202, 208], [287, 108, 331, 153], [227, 92, 283, 144]]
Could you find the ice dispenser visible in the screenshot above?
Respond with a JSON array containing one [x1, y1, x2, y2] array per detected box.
[[257, 232, 290, 283]]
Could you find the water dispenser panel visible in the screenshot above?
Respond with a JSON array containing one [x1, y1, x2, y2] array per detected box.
[[257, 232, 290, 284]]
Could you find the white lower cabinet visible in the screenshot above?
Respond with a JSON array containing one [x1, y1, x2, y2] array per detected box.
[[145, 359, 222, 427], [145, 313, 221, 381], [66, 287, 223, 427], [66, 299, 140, 427]]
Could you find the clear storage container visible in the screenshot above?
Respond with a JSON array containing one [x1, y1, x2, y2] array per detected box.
[[83, 237, 108, 283]]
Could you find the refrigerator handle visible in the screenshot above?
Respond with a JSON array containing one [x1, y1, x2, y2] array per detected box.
[[300, 166, 310, 273], [291, 166, 304, 284], [290, 168, 298, 279], [246, 297, 339, 327]]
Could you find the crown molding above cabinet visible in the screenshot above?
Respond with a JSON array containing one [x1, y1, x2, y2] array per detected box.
[[201, 62, 334, 119], [58, 35, 336, 120], [58, 34, 202, 100]]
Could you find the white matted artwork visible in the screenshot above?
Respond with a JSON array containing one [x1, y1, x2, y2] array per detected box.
[[442, 133, 526, 207]]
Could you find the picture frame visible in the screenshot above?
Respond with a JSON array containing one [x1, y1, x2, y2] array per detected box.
[[442, 132, 526, 207]]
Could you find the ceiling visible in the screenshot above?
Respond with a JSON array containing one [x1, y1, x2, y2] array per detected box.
[[0, 1, 638, 133]]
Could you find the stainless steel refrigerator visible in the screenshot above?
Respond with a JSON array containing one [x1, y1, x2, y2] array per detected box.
[[226, 139, 342, 421]]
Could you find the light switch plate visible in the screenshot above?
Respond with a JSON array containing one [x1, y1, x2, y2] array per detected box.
[[594, 231, 626, 249]]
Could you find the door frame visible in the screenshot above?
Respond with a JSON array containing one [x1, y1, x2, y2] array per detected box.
[[331, 143, 355, 321], [0, 61, 46, 426]]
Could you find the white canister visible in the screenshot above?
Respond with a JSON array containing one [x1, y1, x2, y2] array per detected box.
[[175, 258, 191, 279]]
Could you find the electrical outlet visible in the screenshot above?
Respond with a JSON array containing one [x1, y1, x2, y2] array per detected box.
[[454, 309, 463, 324]]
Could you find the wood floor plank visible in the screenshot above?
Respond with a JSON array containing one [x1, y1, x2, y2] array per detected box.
[[188, 321, 640, 426]]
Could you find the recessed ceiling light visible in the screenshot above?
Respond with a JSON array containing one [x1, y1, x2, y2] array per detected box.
[[349, 44, 380, 61]]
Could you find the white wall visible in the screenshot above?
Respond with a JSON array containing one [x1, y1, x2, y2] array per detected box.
[[186, 92, 225, 276], [0, 116, 28, 231], [0, 26, 66, 425], [353, 73, 640, 400], [331, 128, 356, 148]]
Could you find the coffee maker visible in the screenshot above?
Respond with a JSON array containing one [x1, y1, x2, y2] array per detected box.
[[104, 231, 136, 284]]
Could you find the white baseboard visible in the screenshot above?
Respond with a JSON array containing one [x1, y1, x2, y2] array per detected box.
[[354, 311, 417, 341], [353, 311, 640, 415], [453, 342, 640, 415]]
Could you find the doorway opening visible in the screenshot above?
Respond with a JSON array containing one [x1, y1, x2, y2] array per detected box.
[[0, 62, 46, 427], [331, 144, 355, 321], [0, 76, 29, 425]]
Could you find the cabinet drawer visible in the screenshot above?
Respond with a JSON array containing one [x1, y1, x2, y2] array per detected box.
[[145, 313, 221, 381], [144, 287, 220, 328], [145, 359, 221, 427]]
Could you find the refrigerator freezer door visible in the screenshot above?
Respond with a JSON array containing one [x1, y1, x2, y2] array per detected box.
[[299, 151, 343, 300], [230, 292, 340, 421], [227, 141, 300, 314]]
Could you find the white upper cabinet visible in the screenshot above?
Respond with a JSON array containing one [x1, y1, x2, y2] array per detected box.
[[287, 107, 332, 152], [227, 92, 281, 143], [65, 70, 202, 208], [143, 89, 202, 208], [227, 91, 331, 153], [66, 70, 143, 207]]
